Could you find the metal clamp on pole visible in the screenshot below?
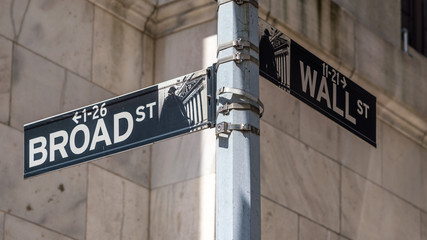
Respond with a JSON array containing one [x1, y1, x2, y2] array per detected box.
[[216, 0, 258, 10], [216, 121, 260, 138], [217, 38, 259, 56], [215, 51, 259, 71], [217, 102, 261, 118], [217, 86, 264, 117]]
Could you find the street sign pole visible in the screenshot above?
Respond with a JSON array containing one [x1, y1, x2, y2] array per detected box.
[[216, 0, 260, 239]]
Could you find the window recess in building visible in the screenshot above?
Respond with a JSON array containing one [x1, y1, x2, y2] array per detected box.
[[401, 0, 427, 56]]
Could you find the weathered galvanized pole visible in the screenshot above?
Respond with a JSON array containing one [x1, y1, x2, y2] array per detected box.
[[215, 0, 260, 239]]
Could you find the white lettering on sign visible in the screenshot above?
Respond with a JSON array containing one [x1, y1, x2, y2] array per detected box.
[[29, 137, 48, 168], [49, 130, 68, 162], [136, 102, 156, 122], [90, 118, 112, 150], [332, 84, 344, 116], [316, 76, 331, 109], [70, 124, 90, 154], [357, 99, 370, 119], [114, 112, 134, 144], [299, 60, 358, 125], [300, 61, 317, 98], [28, 101, 157, 169], [73, 103, 108, 124]]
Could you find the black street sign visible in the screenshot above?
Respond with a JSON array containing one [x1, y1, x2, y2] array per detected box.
[[259, 19, 376, 147], [24, 68, 216, 178]]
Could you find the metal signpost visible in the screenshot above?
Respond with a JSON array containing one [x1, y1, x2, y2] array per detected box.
[[24, 69, 216, 178], [216, 0, 261, 239], [259, 19, 376, 147]]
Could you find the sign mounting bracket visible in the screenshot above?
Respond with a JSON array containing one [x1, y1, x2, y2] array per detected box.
[[215, 122, 260, 138]]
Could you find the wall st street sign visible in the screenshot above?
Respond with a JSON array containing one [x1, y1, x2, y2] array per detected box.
[[259, 19, 376, 147], [24, 69, 216, 178]]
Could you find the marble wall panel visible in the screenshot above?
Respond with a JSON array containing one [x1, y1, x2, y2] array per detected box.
[[339, 120, 382, 184], [261, 121, 340, 232], [342, 167, 421, 240], [422, 148, 427, 212], [382, 123, 422, 208], [266, 0, 354, 67], [332, 0, 401, 47], [18, 0, 93, 79], [88, 0, 155, 33], [4, 214, 73, 240], [0, 0, 30, 40], [399, 50, 427, 116], [151, 128, 215, 188], [154, 20, 216, 83], [0, 212, 3, 240], [423, 211, 427, 240], [92, 7, 146, 95], [354, 22, 402, 97], [261, 197, 298, 240], [86, 164, 149, 240], [152, 0, 216, 37], [10, 45, 65, 130], [260, 79, 299, 138], [299, 217, 340, 240], [62, 71, 114, 112], [299, 101, 339, 160], [328, 1, 355, 67], [93, 145, 150, 188], [150, 174, 215, 240], [141, 34, 155, 88], [0, 36, 12, 124], [0, 123, 87, 239]]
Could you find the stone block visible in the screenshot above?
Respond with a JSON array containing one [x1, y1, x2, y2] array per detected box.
[[260, 78, 299, 138], [88, 0, 155, 33], [299, 101, 339, 160], [0, 123, 87, 239], [141, 35, 155, 88], [382, 123, 422, 208], [62, 71, 114, 111], [152, 2, 216, 38], [421, 147, 427, 212], [4, 214, 73, 240], [10, 46, 65, 130], [86, 164, 149, 240], [342, 167, 421, 240], [354, 22, 402, 95], [0, 36, 12, 124], [299, 217, 340, 240], [267, 0, 354, 67], [400, 50, 427, 116], [93, 145, 150, 188], [339, 120, 382, 184], [151, 128, 215, 188], [0, 212, 3, 240], [0, 0, 29, 40], [328, 1, 355, 67], [154, 20, 216, 83], [92, 7, 146, 95], [18, 0, 93, 79], [261, 121, 340, 232], [268, 0, 302, 37], [261, 197, 298, 240], [150, 174, 215, 240], [422, 211, 427, 240], [332, 0, 401, 47]]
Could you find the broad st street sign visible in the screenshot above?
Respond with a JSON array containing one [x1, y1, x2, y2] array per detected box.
[[24, 69, 215, 178], [259, 19, 376, 147]]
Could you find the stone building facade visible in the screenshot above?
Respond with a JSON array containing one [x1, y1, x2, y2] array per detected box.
[[0, 0, 426, 239]]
